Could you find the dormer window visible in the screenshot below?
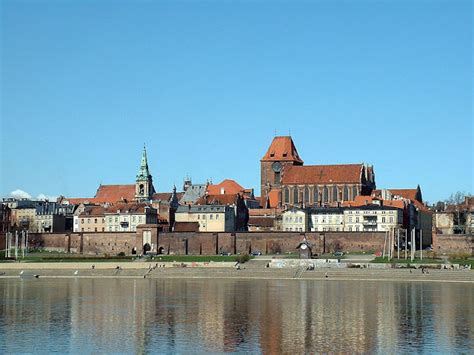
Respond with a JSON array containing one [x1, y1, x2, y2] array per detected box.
[[270, 152, 275, 157], [282, 152, 287, 157]]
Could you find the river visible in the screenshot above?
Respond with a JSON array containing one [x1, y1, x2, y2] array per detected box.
[[0, 278, 473, 353]]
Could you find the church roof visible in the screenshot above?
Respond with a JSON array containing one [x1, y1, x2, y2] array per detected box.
[[261, 136, 303, 164], [94, 184, 135, 203], [282, 164, 363, 185]]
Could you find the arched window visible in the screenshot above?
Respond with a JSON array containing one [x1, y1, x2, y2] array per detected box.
[[343, 186, 349, 201], [314, 187, 319, 205], [352, 186, 358, 199], [284, 188, 289, 203], [332, 186, 338, 202], [293, 188, 299, 204], [323, 186, 329, 202], [304, 187, 309, 203]]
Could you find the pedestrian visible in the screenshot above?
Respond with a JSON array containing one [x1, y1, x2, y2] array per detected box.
[[325, 272, 328, 279], [91, 264, 95, 270]]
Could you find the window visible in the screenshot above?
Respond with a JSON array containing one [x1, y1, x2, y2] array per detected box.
[[293, 188, 299, 204], [216, 214, 219, 219], [332, 186, 338, 201], [87, 218, 91, 224], [382, 217, 386, 223], [390, 217, 393, 223], [349, 217, 352, 223], [304, 187, 309, 203], [284, 188, 290, 203], [210, 215, 213, 220], [349, 226, 352, 231], [343, 186, 349, 201], [198, 215, 200, 220], [323, 186, 329, 203], [81, 218, 85, 223], [94, 218, 97, 223], [299, 217, 302, 223], [352, 186, 358, 198], [314, 187, 320, 204], [356, 217, 359, 223], [356, 226, 360, 231]]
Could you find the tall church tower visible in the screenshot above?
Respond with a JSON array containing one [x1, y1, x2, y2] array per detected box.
[[260, 136, 303, 203], [135, 145, 155, 202]]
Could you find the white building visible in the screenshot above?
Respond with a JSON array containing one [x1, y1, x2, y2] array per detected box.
[[105, 203, 157, 232], [282, 208, 308, 232], [343, 205, 403, 232], [309, 207, 345, 232]]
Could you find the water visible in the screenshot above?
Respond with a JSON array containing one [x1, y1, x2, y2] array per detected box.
[[0, 278, 473, 353]]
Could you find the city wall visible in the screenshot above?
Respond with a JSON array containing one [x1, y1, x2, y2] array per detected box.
[[433, 234, 473, 256], [1, 230, 386, 256]]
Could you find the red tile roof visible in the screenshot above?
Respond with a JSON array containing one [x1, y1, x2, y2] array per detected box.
[[207, 179, 245, 195], [388, 189, 418, 201], [79, 205, 106, 217], [94, 184, 136, 203], [267, 189, 281, 208], [342, 196, 406, 209], [282, 164, 363, 184], [64, 198, 96, 205], [152, 192, 172, 201], [261, 136, 303, 163]]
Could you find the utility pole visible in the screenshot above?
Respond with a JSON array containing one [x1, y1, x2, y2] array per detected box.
[[382, 230, 387, 259], [397, 228, 400, 260], [420, 229, 423, 261], [15, 231, 18, 260], [405, 228, 408, 260], [410, 229, 415, 262]]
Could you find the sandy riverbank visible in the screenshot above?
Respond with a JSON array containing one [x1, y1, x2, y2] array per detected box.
[[0, 264, 473, 283]]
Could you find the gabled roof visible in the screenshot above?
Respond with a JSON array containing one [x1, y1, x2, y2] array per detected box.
[[94, 184, 136, 203], [207, 179, 245, 195], [282, 164, 363, 185], [261, 136, 303, 164]]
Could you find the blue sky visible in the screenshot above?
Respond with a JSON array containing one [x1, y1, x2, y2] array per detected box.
[[1, 0, 472, 203]]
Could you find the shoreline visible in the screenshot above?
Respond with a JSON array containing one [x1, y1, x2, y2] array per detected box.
[[1, 265, 472, 284]]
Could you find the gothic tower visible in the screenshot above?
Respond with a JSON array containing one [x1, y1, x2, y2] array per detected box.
[[260, 136, 304, 203], [135, 145, 155, 202]]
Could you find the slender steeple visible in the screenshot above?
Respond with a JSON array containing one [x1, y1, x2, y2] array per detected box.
[[135, 144, 155, 201], [136, 144, 151, 181]]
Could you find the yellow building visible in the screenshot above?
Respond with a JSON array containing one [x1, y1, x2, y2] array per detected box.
[[78, 206, 106, 232], [175, 205, 236, 232]]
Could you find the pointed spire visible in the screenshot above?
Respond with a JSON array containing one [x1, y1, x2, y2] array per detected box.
[[136, 144, 151, 181]]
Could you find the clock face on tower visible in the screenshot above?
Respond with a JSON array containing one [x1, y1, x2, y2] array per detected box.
[[272, 161, 282, 173]]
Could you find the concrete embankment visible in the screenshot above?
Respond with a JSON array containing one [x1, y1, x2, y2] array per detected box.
[[0, 263, 473, 283]]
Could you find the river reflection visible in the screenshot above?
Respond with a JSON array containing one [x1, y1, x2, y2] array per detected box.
[[0, 279, 473, 353]]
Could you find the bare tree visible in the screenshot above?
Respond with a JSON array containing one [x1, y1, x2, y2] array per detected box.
[[445, 191, 472, 234]]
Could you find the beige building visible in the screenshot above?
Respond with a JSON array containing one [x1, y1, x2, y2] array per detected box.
[[310, 207, 345, 232], [105, 203, 157, 232], [175, 205, 236, 232], [11, 207, 37, 232], [78, 206, 106, 232]]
